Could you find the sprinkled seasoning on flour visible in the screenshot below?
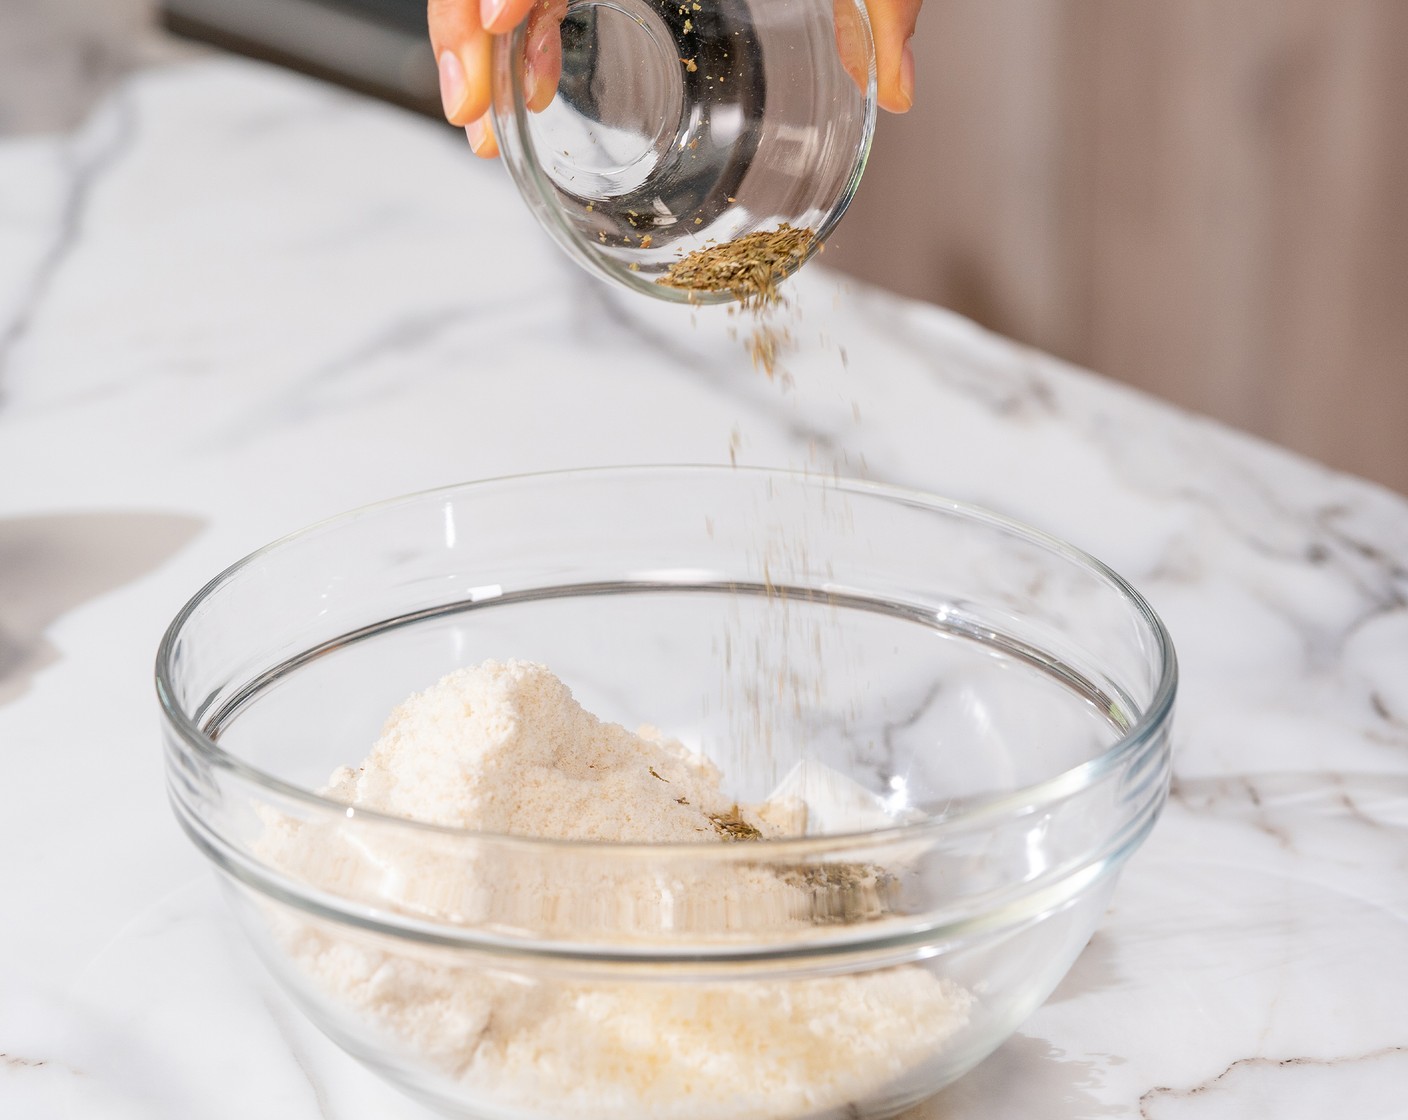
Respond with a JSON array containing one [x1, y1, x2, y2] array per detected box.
[[263, 660, 973, 1119]]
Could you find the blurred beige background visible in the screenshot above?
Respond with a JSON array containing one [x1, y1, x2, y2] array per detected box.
[[4, 0, 1405, 494], [831, 0, 1408, 495]]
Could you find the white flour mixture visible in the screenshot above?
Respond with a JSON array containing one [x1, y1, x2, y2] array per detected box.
[[268, 660, 973, 1119]]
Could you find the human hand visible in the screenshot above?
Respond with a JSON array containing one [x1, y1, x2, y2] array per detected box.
[[429, 0, 565, 158], [858, 0, 922, 113], [430, 0, 923, 158]]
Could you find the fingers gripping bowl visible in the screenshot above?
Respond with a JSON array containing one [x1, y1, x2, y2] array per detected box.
[[158, 467, 1176, 1119]]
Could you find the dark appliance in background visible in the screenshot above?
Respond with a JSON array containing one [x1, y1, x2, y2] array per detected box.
[[161, 0, 441, 116]]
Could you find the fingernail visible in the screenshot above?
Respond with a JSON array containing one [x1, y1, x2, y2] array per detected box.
[[466, 117, 493, 154], [524, 56, 554, 110], [439, 50, 468, 119], [481, 0, 508, 31], [898, 42, 915, 109]]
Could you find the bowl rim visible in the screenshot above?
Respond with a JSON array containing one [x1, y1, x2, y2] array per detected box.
[[156, 464, 1178, 852]]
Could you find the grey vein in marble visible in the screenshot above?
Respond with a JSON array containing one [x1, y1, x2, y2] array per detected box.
[[1138, 1047, 1408, 1120], [0, 93, 136, 400]]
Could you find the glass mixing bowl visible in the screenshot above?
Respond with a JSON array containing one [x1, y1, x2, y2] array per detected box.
[[489, 0, 876, 302], [159, 466, 1176, 1119]]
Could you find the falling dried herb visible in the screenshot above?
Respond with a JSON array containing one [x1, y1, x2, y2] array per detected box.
[[657, 224, 815, 378], [747, 325, 787, 374], [707, 804, 764, 841]]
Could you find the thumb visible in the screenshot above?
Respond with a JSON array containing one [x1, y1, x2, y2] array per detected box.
[[429, 0, 493, 124], [864, 0, 921, 113]]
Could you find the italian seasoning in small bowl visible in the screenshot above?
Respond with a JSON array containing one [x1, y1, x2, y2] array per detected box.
[[657, 222, 815, 306], [490, 0, 876, 303]]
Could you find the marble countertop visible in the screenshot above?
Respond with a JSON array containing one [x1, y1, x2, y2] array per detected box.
[[2, 56, 1406, 1120]]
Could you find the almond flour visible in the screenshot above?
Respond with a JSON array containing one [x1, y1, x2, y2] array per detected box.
[[265, 659, 973, 1119]]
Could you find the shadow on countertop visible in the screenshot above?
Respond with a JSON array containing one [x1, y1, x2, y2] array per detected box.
[[0, 510, 203, 707]]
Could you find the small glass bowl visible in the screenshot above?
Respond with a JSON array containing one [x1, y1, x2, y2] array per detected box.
[[490, 0, 877, 302], [159, 467, 1176, 1119]]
